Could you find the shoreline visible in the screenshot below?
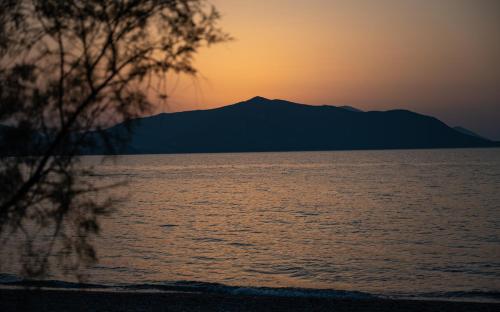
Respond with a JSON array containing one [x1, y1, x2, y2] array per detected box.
[[81, 145, 500, 157], [1, 288, 499, 312]]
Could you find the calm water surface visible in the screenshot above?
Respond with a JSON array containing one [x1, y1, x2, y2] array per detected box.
[[4, 149, 500, 301]]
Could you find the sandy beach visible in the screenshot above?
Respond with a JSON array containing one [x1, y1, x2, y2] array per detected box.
[[1, 288, 499, 312]]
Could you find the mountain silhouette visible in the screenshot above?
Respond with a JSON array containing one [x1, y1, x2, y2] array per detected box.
[[453, 126, 486, 140], [90, 96, 497, 154]]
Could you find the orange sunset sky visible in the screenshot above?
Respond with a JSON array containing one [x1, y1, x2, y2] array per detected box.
[[157, 0, 500, 140]]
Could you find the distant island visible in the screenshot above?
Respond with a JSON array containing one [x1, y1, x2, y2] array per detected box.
[[1, 96, 498, 156], [87, 96, 497, 154]]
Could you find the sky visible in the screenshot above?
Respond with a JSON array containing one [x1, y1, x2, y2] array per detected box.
[[158, 0, 500, 140]]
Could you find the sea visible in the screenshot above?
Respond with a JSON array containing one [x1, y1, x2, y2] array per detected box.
[[1, 148, 500, 302]]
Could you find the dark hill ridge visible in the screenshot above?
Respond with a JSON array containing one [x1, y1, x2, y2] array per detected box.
[[95, 96, 496, 154]]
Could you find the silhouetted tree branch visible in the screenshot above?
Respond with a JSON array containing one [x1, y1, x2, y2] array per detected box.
[[0, 0, 228, 280]]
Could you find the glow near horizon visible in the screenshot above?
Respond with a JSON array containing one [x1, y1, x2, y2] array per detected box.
[[157, 0, 500, 140]]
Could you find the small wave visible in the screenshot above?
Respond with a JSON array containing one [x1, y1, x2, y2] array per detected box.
[[0, 273, 22, 283], [1, 275, 499, 303], [405, 291, 500, 303], [191, 237, 225, 243], [228, 242, 254, 247], [160, 224, 178, 228], [122, 281, 376, 299], [0, 275, 372, 299], [0, 278, 108, 290]]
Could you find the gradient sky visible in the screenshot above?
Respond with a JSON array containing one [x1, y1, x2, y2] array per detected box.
[[158, 0, 500, 140]]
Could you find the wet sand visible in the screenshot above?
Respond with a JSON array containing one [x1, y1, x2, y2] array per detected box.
[[1, 288, 499, 312]]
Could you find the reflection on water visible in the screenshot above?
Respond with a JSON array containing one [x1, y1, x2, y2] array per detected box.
[[5, 149, 500, 299]]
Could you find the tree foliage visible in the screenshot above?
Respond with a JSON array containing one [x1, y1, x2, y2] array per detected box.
[[0, 0, 228, 279]]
